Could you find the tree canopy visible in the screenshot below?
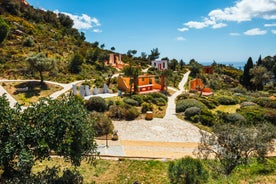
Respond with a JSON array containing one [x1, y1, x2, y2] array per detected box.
[[0, 16, 10, 44], [197, 123, 275, 175], [26, 53, 55, 84], [0, 95, 97, 179]]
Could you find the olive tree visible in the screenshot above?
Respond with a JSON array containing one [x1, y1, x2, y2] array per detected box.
[[26, 53, 55, 84], [197, 123, 275, 175], [0, 95, 97, 179]]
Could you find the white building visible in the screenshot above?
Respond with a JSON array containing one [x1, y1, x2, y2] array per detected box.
[[151, 60, 168, 70]]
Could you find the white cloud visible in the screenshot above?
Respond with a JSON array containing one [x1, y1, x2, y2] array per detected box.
[[209, 0, 276, 22], [176, 36, 186, 41], [212, 23, 227, 29], [54, 10, 101, 31], [272, 30, 276, 34], [177, 27, 189, 32], [93, 29, 102, 33], [244, 28, 267, 35], [230, 32, 241, 36], [184, 19, 227, 29], [185, 21, 208, 29], [264, 23, 276, 27], [181, 0, 276, 30]]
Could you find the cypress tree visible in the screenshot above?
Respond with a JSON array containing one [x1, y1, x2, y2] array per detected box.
[[241, 57, 254, 89], [257, 55, 262, 66]]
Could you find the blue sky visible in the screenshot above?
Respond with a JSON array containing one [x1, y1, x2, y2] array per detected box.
[[27, 0, 276, 63]]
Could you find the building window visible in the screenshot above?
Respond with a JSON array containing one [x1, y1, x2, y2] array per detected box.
[[163, 62, 165, 69]]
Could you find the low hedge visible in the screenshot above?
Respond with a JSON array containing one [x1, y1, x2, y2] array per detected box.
[[123, 98, 139, 106], [184, 107, 201, 121], [253, 97, 276, 109], [131, 95, 144, 105], [237, 106, 276, 125], [200, 109, 215, 126], [215, 95, 239, 105], [176, 99, 207, 113]]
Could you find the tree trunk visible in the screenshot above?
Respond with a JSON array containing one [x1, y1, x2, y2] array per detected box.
[[39, 71, 44, 85]]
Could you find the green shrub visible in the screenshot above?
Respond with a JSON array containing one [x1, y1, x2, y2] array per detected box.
[[226, 113, 247, 124], [143, 95, 153, 103], [176, 93, 189, 101], [184, 107, 201, 121], [0, 17, 10, 44], [196, 97, 218, 109], [141, 102, 153, 113], [237, 106, 266, 124], [200, 109, 215, 126], [123, 98, 139, 106], [108, 104, 126, 120], [168, 157, 208, 184], [125, 107, 139, 120], [253, 97, 276, 109], [240, 101, 257, 108], [216, 95, 239, 105], [131, 95, 144, 105], [85, 96, 107, 112], [148, 92, 168, 102], [107, 100, 114, 107], [238, 106, 276, 125], [191, 115, 200, 123], [90, 112, 113, 136], [176, 99, 207, 113], [23, 36, 35, 47], [153, 97, 167, 106]]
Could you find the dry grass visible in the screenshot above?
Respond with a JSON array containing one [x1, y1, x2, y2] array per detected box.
[[213, 104, 240, 113], [32, 158, 170, 184]]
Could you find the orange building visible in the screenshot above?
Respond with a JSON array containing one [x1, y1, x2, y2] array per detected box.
[[189, 78, 212, 96], [118, 74, 165, 94], [105, 54, 126, 69]]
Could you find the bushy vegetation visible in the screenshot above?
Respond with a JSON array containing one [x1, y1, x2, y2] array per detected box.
[[0, 95, 97, 182], [198, 122, 275, 175], [123, 97, 139, 106], [0, 16, 10, 44], [85, 96, 107, 112], [168, 157, 209, 184], [184, 107, 201, 121], [90, 111, 114, 136], [215, 95, 239, 105], [141, 102, 153, 113], [176, 98, 207, 113], [237, 106, 276, 125], [253, 97, 276, 109], [108, 103, 139, 120]]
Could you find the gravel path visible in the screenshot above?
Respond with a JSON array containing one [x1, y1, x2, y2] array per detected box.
[[112, 71, 202, 158]]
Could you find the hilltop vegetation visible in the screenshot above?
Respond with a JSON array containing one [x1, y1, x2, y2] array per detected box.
[[0, 0, 128, 83]]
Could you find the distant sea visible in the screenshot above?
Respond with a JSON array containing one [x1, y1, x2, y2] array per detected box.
[[200, 61, 245, 70]]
